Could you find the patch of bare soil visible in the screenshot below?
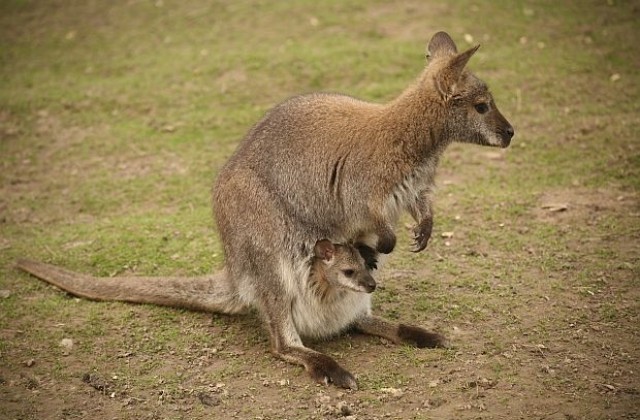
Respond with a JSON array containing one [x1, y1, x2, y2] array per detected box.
[[534, 187, 639, 225], [0, 109, 190, 226]]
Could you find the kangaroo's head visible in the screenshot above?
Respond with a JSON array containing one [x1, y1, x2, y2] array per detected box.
[[313, 240, 376, 294], [425, 31, 514, 148]]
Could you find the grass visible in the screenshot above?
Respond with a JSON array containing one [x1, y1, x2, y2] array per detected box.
[[2, 0, 639, 419]]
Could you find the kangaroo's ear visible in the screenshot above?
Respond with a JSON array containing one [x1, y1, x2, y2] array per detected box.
[[433, 44, 480, 100], [314, 240, 335, 261], [426, 31, 458, 60]]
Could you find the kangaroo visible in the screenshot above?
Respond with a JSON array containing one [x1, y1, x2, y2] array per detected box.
[[208, 31, 512, 388], [19, 31, 512, 389]]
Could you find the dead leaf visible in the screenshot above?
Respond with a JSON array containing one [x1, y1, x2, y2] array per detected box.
[[541, 203, 568, 212], [597, 383, 616, 392], [60, 338, 73, 349]]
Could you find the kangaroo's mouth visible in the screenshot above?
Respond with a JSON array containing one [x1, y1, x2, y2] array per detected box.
[[361, 283, 376, 293], [341, 280, 376, 294], [358, 278, 377, 293]]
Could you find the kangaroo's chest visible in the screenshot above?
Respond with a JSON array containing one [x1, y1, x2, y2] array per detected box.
[[381, 159, 438, 219]]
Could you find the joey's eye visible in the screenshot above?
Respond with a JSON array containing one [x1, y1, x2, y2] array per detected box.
[[474, 103, 489, 114], [342, 269, 355, 277]]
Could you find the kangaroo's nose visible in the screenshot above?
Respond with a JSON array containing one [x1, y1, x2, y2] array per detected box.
[[361, 275, 377, 293], [506, 125, 514, 139]]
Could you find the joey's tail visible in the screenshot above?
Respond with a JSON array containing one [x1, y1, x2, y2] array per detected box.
[[16, 259, 247, 314]]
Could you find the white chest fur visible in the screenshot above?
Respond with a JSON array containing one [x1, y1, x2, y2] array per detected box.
[[291, 287, 372, 339]]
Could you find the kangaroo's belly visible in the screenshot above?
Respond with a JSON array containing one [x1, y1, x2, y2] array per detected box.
[[292, 289, 371, 339]]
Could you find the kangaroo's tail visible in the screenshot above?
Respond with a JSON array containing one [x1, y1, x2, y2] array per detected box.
[[16, 259, 247, 314]]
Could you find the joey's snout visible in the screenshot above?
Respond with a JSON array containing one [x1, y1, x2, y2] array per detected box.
[[359, 274, 377, 293]]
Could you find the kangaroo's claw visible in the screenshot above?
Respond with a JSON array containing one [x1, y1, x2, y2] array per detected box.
[[411, 218, 433, 253]]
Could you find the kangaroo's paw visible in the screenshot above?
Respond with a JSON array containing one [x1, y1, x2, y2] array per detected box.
[[398, 324, 447, 348], [376, 230, 397, 255], [411, 217, 433, 253], [355, 244, 379, 271], [307, 353, 358, 390]]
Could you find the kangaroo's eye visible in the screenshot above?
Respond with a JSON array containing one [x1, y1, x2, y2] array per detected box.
[[342, 269, 355, 277], [474, 103, 489, 114]]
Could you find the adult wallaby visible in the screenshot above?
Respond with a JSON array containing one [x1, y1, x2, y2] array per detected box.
[[209, 31, 512, 388], [19, 31, 512, 389]]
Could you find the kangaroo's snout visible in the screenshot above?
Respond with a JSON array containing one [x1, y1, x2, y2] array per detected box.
[[360, 274, 377, 293], [500, 124, 514, 147], [506, 125, 514, 139]]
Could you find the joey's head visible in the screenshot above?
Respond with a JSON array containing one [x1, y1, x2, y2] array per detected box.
[[313, 240, 376, 294], [425, 31, 514, 148]]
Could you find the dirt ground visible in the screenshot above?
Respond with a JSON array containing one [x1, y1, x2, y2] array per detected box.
[[1, 1, 639, 419], [3, 186, 639, 419]]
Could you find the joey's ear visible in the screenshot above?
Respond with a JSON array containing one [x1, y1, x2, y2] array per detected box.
[[426, 31, 458, 60], [433, 44, 480, 100], [314, 239, 335, 261]]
